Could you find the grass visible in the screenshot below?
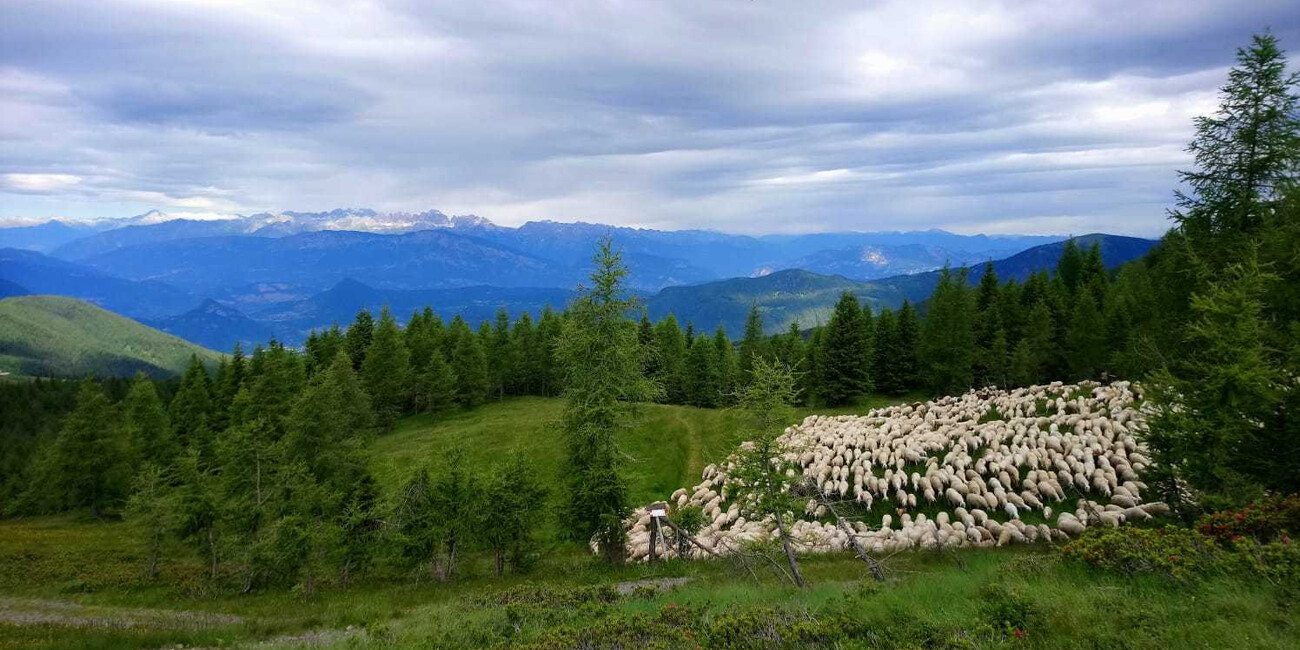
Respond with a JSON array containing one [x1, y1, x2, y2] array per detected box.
[[1, 513, 1294, 649], [369, 392, 924, 507], [3, 393, 1294, 648], [0, 295, 222, 378]]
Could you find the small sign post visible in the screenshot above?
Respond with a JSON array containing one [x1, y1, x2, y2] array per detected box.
[[647, 501, 668, 563]]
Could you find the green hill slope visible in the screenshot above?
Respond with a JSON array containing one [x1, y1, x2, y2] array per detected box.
[[0, 295, 223, 378], [370, 394, 919, 509]]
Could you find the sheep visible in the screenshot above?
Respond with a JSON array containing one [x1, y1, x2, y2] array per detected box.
[[612, 381, 1152, 562]]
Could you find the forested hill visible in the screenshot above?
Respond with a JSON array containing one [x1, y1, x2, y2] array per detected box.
[[0, 296, 222, 378], [647, 234, 1156, 335]]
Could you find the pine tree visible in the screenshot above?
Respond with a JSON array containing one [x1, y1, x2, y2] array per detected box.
[[871, 308, 902, 395], [47, 381, 131, 517], [480, 453, 548, 576], [284, 352, 374, 487], [361, 306, 412, 428], [653, 314, 688, 404], [819, 293, 870, 406], [452, 328, 489, 407], [511, 311, 538, 395], [738, 302, 768, 381], [123, 373, 174, 466], [1010, 301, 1054, 387], [535, 307, 564, 397], [169, 355, 213, 456], [419, 352, 459, 416], [346, 309, 375, 370], [895, 301, 921, 391], [726, 358, 806, 588], [487, 307, 516, 399], [920, 268, 976, 395], [429, 446, 479, 581], [1175, 32, 1300, 255], [556, 238, 659, 563], [1066, 286, 1107, 380], [713, 325, 738, 406]]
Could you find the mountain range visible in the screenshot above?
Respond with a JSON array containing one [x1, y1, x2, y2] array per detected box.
[[0, 208, 1156, 352]]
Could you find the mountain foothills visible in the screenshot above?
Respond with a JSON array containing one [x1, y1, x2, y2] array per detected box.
[[0, 295, 222, 378], [0, 203, 1153, 350]]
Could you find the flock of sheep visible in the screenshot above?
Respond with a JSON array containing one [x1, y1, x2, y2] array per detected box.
[[612, 381, 1168, 563]]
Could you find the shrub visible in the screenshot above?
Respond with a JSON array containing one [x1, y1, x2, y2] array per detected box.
[[1197, 494, 1300, 545], [977, 583, 1045, 637], [1060, 526, 1223, 582]]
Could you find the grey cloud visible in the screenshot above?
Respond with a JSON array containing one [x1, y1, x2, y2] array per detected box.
[[1, 0, 1298, 235]]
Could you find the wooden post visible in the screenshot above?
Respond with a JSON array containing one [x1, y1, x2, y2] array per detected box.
[[647, 501, 667, 564]]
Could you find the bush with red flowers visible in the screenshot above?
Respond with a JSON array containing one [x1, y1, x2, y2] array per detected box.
[[1196, 494, 1300, 545]]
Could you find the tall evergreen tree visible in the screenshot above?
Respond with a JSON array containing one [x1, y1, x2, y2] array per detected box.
[[511, 311, 538, 395], [653, 314, 688, 404], [534, 307, 564, 397], [346, 309, 375, 370], [1174, 32, 1300, 256], [285, 352, 374, 486], [920, 268, 976, 395], [418, 352, 459, 416], [169, 355, 213, 456], [1066, 286, 1108, 380], [451, 329, 489, 408], [819, 293, 870, 406], [47, 381, 131, 517], [556, 238, 659, 564], [480, 453, 548, 576], [738, 302, 768, 381], [362, 306, 412, 428], [895, 301, 921, 391], [1010, 301, 1055, 387], [487, 307, 516, 399], [123, 373, 174, 466], [713, 325, 738, 405], [871, 308, 902, 395]]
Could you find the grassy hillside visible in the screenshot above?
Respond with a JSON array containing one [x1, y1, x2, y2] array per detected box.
[[0, 295, 223, 378], [369, 394, 916, 508]]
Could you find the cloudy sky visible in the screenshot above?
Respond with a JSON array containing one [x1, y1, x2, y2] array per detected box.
[[1, 1, 1297, 235]]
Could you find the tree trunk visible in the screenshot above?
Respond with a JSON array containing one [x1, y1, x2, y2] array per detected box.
[[774, 515, 807, 589], [495, 548, 505, 577], [208, 528, 219, 580]]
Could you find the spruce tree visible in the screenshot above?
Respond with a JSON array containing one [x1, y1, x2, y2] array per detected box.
[[1066, 284, 1107, 380], [1055, 239, 1085, 295], [362, 306, 412, 428], [713, 325, 738, 406], [653, 314, 688, 403], [819, 293, 870, 406], [1010, 301, 1054, 387], [738, 302, 768, 380], [346, 309, 375, 370], [871, 308, 902, 395], [920, 268, 976, 395], [488, 307, 516, 399], [685, 335, 717, 407], [895, 301, 921, 391]]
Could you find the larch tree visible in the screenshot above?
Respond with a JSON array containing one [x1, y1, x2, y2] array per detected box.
[[556, 237, 660, 564], [726, 357, 806, 588], [361, 306, 411, 429]]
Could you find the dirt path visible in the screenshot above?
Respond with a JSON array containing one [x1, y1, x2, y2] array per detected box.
[[0, 597, 242, 630]]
